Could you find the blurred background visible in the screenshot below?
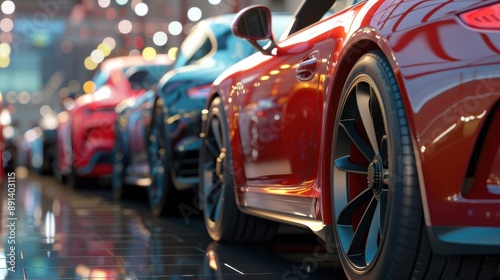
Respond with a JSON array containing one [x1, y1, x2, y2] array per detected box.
[[0, 0, 300, 134]]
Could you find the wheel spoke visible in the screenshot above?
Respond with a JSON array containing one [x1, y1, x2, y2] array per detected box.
[[355, 83, 379, 154], [337, 188, 372, 225], [204, 139, 220, 158], [208, 186, 222, 221], [340, 119, 375, 161], [211, 118, 223, 150], [335, 155, 368, 174], [380, 136, 388, 167], [347, 196, 377, 257], [365, 199, 381, 265]]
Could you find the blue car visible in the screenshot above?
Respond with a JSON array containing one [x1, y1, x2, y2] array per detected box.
[[113, 12, 292, 216]]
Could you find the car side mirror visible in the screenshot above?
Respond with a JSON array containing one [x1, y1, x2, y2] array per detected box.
[[232, 5, 277, 55]]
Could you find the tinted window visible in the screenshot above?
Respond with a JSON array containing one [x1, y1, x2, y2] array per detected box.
[[174, 27, 213, 68]]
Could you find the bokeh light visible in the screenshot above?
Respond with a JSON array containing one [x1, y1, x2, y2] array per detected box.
[[118, 19, 133, 34], [84, 56, 97, 71], [208, 0, 221, 4], [167, 47, 178, 61], [18, 91, 30, 104], [0, 32, 12, 43], [0, 56, 10, 68], [106, 8, 117, 20], [59, 87, 70, 98], [116, 0, 128, 5], [0, 18, 13, 32], [61, 40, 73, 53], [83, 81, 96, 94], [168, 21, 182, 36], [129, 49, 140, 56], [69, 80, 81, 93], [97, 43, 112, 57], [1, 0, 15, 15], [142, 47, 156, 61], [133, 36, 144, 49], [103, 37, 116, 49], [0, 43, 11, 56], [5, 91, 15, 104], [153, 31, 168, 46], [40, 105, 52, 117], [0, 108, 11, 126], [91, 49, 105, 63], [134, 2, 148, 16], [98, 0, 111, 8], [3, 126, 14, 139], [187, 7, 202, 22]]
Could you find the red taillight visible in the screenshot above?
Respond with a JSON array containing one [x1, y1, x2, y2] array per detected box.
[[186, 84, 212, 99], [460, 3, 500, 30]]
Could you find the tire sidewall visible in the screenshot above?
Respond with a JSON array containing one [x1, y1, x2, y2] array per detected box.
[[112, 143, 124, 199], [332, 51, 421, 279], [148, 101, 172, 216], [202, 98, 239, 241]]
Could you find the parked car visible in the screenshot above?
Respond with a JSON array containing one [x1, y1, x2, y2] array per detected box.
[[55, 55, 172, 187], [18, 126, 43, 174], [200, 1, 500, 279], [112, 13, 292, 216], [112, 67, 168, 197]]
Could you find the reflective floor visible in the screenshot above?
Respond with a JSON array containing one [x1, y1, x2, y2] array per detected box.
[[1, 171, 346, 279]]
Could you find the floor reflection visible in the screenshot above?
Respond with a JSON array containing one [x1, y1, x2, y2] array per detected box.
[[1, 173, 346, 279]]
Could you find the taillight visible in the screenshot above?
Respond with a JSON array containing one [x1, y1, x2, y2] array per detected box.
[[186, 84, 212, 99], [460, 3, 500, 30]]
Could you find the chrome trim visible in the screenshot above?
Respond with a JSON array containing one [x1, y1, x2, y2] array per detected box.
[[241, 191, 316, 219], [240, 206, 327, 239]]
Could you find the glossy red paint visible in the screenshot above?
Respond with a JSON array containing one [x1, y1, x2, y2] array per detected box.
[[208, 0, 500, 254], [57, 55, 172, 178]]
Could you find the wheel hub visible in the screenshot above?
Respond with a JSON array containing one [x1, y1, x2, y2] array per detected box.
[[367, 155, 383, 198]]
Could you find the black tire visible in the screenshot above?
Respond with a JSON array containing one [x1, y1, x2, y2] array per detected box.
[[147, 100, 178, 217], [200, 97, 278, 242], [112, 133, 127, 200], [331, 50, 499, 279]]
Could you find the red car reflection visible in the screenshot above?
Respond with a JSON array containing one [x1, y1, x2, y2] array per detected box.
[[55, 55, 171, 186], [200, 1, 500, 279]]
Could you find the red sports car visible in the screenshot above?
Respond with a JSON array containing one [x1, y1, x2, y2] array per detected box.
[[200, 1, 500, 278], [56, 55, 171, 187]]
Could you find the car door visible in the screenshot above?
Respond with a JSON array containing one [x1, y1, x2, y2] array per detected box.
[[237, 18, 339, 188]]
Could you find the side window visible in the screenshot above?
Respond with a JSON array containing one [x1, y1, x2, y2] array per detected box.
[[127, 70, 153, 90], [187, 36, 212, 65], [176, 27, 214, 67]]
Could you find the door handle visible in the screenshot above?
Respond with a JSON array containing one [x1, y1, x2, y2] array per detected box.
[[296, 53, 318, 82]]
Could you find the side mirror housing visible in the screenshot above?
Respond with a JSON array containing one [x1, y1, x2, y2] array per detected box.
[[232, 5, 277, 55]]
